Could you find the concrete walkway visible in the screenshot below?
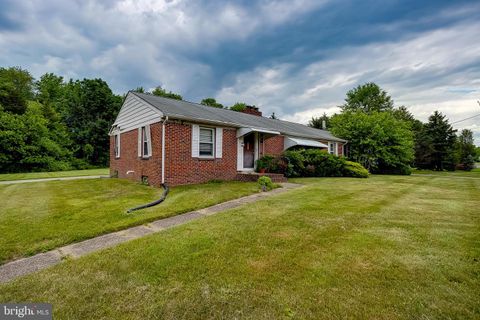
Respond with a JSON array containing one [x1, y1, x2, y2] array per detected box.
[[0, 175, 110, 185], [0, 183, 303, 284]]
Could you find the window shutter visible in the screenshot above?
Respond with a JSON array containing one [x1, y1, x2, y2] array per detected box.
[[192, 124, 199, 157], [138, 127, 142, 157], [146, 125, 152, 156], [215, 128, 223, 158], [117, 133, 121, 157]]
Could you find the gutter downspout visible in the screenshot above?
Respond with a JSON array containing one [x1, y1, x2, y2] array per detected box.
[[162, 116, 168, 184], [126, 116, 170, 214]]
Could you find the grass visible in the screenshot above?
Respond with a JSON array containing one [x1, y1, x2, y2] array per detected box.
[[412, 168, 480, 178], [0, 179, 259, 264], [0, 168, 110, 181], [1, 175, 478, 319]]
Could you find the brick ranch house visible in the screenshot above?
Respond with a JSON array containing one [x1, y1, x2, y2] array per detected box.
[[109, 92, 347, 186]]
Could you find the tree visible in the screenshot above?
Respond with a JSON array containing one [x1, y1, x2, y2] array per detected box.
[[0, 67, 34, 114], [35, 73, 66, 122], [151, 86, 182, 100], [330, 111, 414, 174], [201, 98, 224, 108], [457, 129, 476, 171], [63, 78, 122, 166], [230, 102, 247, 112], [341, 82, 394, 114], [132, 87, 145, 93], [422, 111, 457, 171], [308, 112, 330, 129], [0, 103, 72, 173], [392, 106, 424, 167]]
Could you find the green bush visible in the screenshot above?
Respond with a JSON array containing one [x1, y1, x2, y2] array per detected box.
[[343, 161, 369, 178], [255, 155, 274, 172], [257, 176, 274, 191], [281, 149, 369, 178], [283, 150, 304, 177], [302, 149, 345, 177]]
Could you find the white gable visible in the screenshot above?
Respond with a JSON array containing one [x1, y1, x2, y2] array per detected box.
[[111, 93, 163, 134]]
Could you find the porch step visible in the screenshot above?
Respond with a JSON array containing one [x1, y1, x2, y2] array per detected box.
[[235, 172, 287, 183]]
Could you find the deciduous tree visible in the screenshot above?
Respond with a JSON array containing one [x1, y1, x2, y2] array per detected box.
[[201, 98, 224, 108], [341, 82, 394, 114]]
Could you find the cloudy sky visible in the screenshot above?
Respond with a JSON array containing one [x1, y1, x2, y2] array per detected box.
[[1, 0, 479, 143]]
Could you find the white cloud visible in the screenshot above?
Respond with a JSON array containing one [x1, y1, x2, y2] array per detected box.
[[215, 18, 480, 143], [0, 0, 328, 94]]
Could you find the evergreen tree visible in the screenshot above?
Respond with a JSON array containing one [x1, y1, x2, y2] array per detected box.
[[423, 111, 457, 170]]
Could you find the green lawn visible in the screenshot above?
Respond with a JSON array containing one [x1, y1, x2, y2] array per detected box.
[[412, 168, 480, 178], [0, 179, 259, 264], [0, 168, 110, 181], [1, 175, 478, 319]]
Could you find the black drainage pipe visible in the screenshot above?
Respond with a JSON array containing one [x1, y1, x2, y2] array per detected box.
[[127, 183, 169, 213]]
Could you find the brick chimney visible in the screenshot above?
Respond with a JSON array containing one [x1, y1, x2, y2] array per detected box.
[[242, 105, 262, 116]]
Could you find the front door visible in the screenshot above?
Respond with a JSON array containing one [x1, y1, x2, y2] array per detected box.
[[243, 133, 255, 169]]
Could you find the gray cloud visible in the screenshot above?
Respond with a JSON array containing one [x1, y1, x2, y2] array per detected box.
[[1, 0, 479, 144]]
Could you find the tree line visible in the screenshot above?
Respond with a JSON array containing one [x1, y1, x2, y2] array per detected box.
[[0, 66, 477, 173], [309, 83, 478, 173], [0, 67, 261, 173]]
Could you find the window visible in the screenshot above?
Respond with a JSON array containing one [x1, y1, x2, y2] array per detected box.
[[114, 134, 120, 158], [329, 142, 337, 155], [140, 125, 151, 158], [199, 127, 214, 157]]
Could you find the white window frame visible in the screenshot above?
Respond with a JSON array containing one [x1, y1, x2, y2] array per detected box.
[[199, 127, 215, 158], [329, 142, 337, 155], [114, 133, 120, 158], [141, 126, 151, 158]]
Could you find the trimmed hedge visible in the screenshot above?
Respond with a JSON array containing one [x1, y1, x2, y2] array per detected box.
[[343, 160, 369, 178], [258, 149, 368, 178]]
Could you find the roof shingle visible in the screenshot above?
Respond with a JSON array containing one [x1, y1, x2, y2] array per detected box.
[[132, 92, 346, 142]]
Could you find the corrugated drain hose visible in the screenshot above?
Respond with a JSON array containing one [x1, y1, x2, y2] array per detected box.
[[127, 183, 169, 213]]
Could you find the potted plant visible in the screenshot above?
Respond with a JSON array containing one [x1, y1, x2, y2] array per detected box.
[[255, 158, 268, 173]]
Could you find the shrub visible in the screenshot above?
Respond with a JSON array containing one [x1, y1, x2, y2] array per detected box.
[[257, 176, 274, 191], [280, 149, 369, 178], [255, 155, 274, 172], [283, 150, 304, 177], [343, 161, 369, 178], [302, 149, 345, 177], [255, 155, 286, 173]]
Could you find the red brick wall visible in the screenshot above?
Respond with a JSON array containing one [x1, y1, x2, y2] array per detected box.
[[261, 135, 284, 156], [110, 122, 163, 186], [241, 106, 262, 116], [164, 122, 238, 186], [111, 122, 239, 187]]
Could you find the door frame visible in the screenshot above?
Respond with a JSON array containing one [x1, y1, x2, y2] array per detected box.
[[237, 132, 259, 172]]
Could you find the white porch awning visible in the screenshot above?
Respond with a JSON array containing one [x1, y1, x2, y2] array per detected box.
[[236, 127, 280, 138], [284, 136, 328, 150]]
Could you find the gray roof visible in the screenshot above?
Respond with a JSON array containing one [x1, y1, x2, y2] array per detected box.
[[132, 92, 346, 142]]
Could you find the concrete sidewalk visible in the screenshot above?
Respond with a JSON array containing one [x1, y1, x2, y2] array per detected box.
[[0, 175, 110, 185], [0, 183, 303, 284]]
